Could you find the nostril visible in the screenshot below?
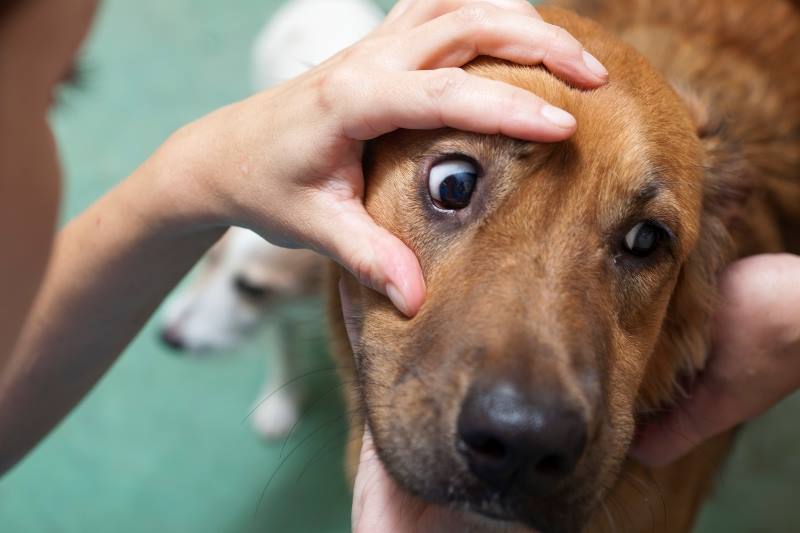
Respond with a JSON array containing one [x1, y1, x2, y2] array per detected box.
[[469, 434, 506, 460], [459, 431, 508, 462], [535, 453, 569, 477]]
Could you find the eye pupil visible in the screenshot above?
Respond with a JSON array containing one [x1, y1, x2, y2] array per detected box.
[[439, 172, 476, 209], [635, 225, 656, 249], [624, 221, 664, 257]]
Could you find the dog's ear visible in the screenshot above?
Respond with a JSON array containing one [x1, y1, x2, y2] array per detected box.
[[636, 84, 752, 413], [672, 83, 753, 223]]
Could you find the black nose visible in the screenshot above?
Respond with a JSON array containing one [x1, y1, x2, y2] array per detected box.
[[160, 328, 185, 351], [456, 380, 587, 495]]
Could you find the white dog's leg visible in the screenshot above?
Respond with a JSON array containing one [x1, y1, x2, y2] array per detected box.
[[250, 320, 303, 440]]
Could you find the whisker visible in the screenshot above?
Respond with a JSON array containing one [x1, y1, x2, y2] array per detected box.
[[242, 365, 344, 423], [279, 377, 357, 459], [621, 471, 658, 530], [601, 500, 618, 533], [640, 468, 668, 526]]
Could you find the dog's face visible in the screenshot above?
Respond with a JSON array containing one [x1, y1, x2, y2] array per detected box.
[[161, 228, 319, 352], [339, 10, 718, 533]]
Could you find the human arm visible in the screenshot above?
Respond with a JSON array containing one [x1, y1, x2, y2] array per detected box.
[[0, 0, 607, 474], [0, 158, 224, 474]]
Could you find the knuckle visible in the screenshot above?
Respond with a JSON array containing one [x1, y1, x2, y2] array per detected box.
[[425, 68, 468, 103], [455, 2, 497, 28], [504, 86, 529, 113], [315, 65, 359, 112], [548, 24, 583, 57]]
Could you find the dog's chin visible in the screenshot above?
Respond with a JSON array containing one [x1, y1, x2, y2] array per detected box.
[[403, 476, 584, 533]]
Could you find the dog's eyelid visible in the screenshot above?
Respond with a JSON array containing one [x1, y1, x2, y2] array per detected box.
[[233, 275, 268, 298], [510, 141, 537, 160], [636, 178, 663, 202]]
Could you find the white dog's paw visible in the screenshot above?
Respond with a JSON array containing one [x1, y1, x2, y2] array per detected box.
[[250, 391, 300, 440]]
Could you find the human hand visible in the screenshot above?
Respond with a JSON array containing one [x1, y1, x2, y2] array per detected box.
[[632, 253, 800, 466], [156, 0, 608, 317], [352, 428, 457, 533], [352, 426, 529, 533]]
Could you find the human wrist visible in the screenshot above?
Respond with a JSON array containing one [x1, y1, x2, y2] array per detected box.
[[137, 115, 243, 234], [120, 124, 232, 243]]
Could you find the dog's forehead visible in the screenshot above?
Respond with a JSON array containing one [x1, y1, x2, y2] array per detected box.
[[472, 66, 698, 212]]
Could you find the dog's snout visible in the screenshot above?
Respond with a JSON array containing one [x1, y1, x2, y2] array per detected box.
[[456, 380, 587, 495], [160, 328, 186, 351]]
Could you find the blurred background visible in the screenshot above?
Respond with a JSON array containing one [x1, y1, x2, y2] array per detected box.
[[0, 0, 798, 532]]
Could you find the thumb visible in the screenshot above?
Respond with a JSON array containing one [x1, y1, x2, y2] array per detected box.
[[315, 201, 426, 317], [352, 427, 428, 533], [630, 379, 734, 467]]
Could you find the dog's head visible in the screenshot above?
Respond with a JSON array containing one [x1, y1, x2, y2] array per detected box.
[[339, 7, 743, 532], [160, 228, 320, 352]]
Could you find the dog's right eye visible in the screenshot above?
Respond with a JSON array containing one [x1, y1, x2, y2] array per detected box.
[[234, 276, 268, 300], [428, 159, 478, 210], [622, 221, 666, 257]]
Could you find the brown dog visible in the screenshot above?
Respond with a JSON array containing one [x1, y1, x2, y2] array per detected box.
[[329, 0, 800, 531]]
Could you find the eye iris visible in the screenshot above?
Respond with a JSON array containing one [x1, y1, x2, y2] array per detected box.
[[428, 159, 478, 210], [439, 172, 476, 209], [624, 222, 662, 256]]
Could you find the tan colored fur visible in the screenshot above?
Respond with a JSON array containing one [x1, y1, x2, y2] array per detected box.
[[328, 1, 800, 531]]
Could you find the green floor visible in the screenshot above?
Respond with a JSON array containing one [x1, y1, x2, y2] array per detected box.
[[1, 1, 798, 531]]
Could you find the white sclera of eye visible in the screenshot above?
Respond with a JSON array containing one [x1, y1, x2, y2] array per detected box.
[[624, 222, 645, 250], [428, 160, 478, 202]]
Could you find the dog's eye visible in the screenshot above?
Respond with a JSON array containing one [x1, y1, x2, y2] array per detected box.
[[428, 159, 478, 210], [234, 276, 268, 299], [623, 221, 665, 257]]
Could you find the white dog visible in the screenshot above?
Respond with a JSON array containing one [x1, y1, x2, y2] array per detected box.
[[160, 0, 383, 439], [160, 228, 323, 438], [251, 0, 384, 89]]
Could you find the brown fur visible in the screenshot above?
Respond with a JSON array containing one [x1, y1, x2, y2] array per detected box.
[[327, 1, 800, 531]]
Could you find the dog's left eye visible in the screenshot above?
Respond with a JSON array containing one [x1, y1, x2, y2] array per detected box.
[[428, 159, 478, 210], [623, 221, 665, 257]]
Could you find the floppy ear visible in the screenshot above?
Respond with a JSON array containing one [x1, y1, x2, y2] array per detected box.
[[672, 84, 755, 223], [635, 85, 752, 412]]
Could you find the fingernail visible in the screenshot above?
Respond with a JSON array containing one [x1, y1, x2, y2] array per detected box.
[[582, 49, 608, 80], [541, 105, 576, 129], [386, 283, 410, 316]]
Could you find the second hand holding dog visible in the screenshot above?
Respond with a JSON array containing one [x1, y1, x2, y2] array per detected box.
[[633, 253, 800, 466]]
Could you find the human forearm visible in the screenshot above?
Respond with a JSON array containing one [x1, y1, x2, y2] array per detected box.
[[0, 155, 223, 474]]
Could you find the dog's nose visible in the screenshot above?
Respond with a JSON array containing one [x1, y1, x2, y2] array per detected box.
[[160, 328, 186, 351], [456, 380, 587, 495]]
